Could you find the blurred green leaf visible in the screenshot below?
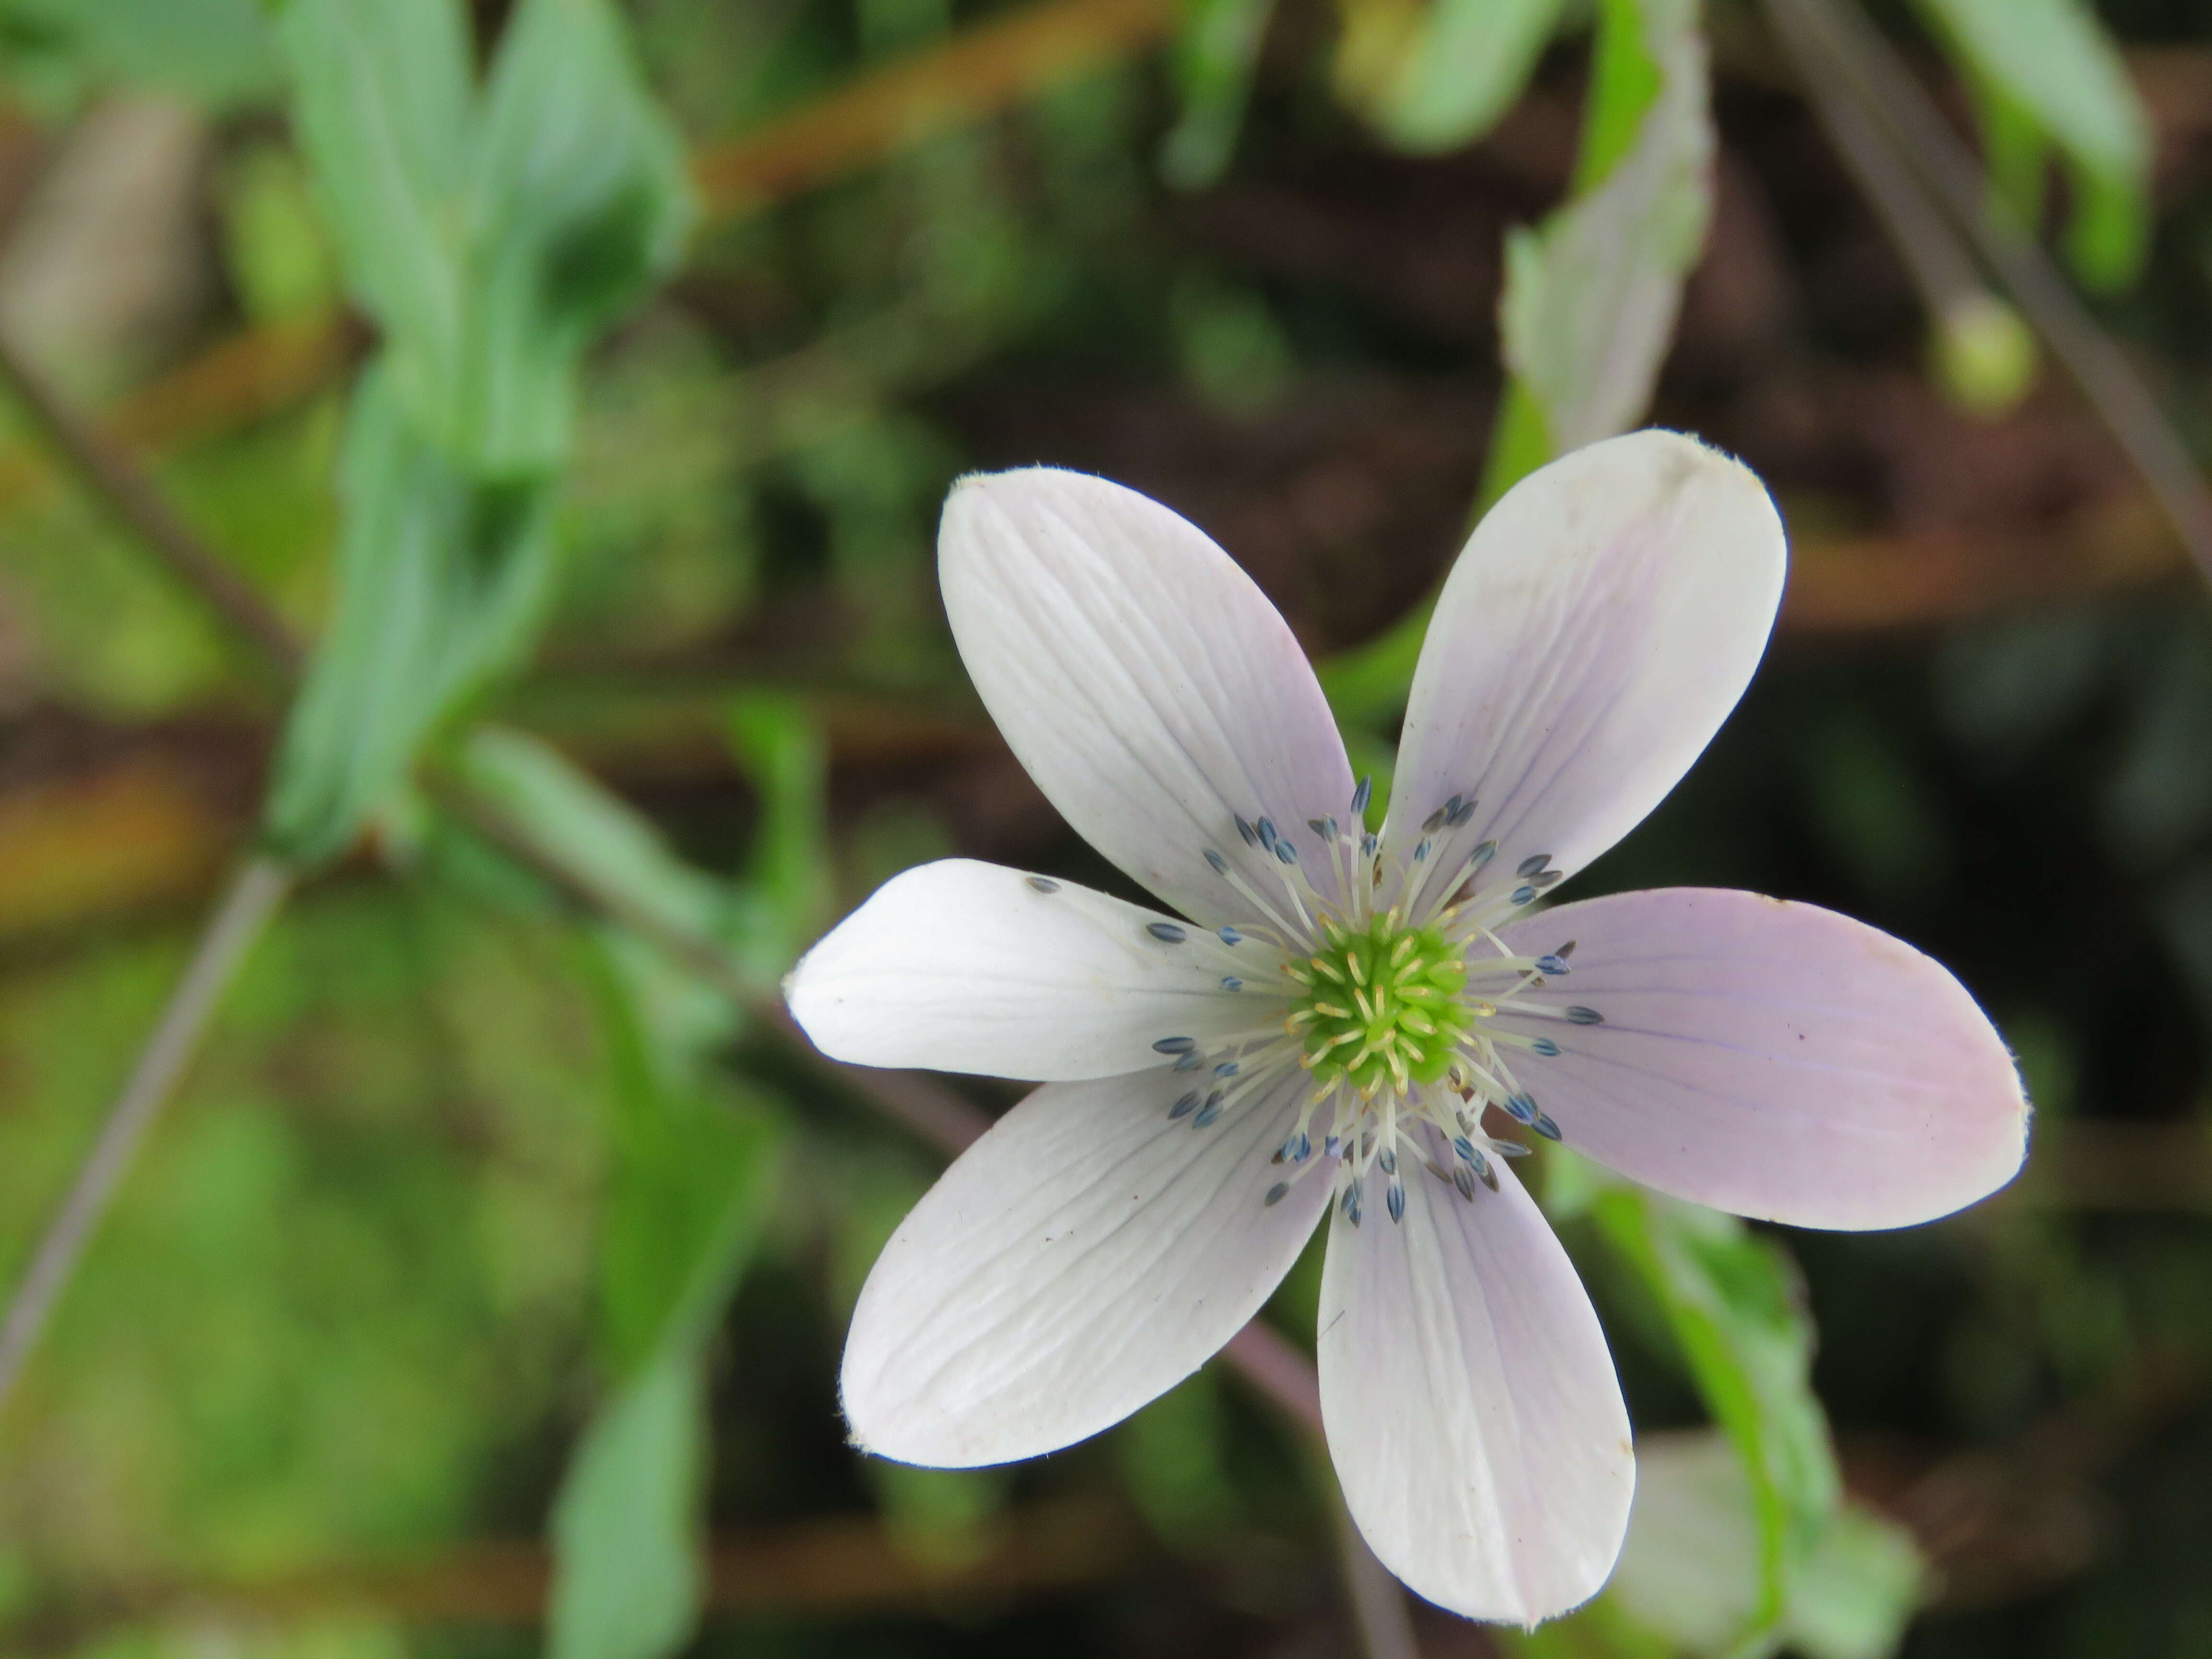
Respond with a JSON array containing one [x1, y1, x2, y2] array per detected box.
[[1318, 0, 1710, 730], [726, 692, 834, 982], [281, 0, 692, 472], [216, 141, 345, 326], [1500, 0, 1710, 456], [1365, 0, 1563, 155], [457, 726, 733, 951], [465, 0, 696, 474], [1608, 1431, 1922, 1659], [1159, 0, 1276, 189], [1581, 1177, 1840, 1647], [549, 929, 785, 1659], [1907, 0, 2152, 289], [279, 0, 474, 430], [547, 1350, 709, 1659], [0, 0, 278, 109], [261, 370, 559, 868]]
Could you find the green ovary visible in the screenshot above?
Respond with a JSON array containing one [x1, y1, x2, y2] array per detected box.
[[1289, 916, 1474, 1094]]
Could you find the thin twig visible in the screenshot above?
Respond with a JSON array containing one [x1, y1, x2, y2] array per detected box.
[[0, 856, 292, 1419], [0, 329, 302, 675], [1762, 0, 2212, 590]]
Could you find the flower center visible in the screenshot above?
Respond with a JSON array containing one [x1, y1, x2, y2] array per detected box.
[[1288, 914, 1474, 1095]]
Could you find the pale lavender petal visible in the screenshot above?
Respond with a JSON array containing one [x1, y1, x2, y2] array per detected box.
[[941, 468, 1355, 927], [1497, 888, 2029, 1230], [1319, 1139, 1634, 1624], [1387, 431, 1784, 893], [842, 1065, 1331, 1467], [787, 859, 1268, 1082]]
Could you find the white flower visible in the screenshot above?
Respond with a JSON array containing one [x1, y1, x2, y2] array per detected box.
[[785, 430, 2028, 1624]]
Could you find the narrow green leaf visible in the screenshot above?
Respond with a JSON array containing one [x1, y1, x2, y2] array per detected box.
[[548, 933, 785, 1659], [1499, 0, 1711, 455], [465, 0, 695, 474], [260, 370, 559, 868], [1368, 0, 1563, 155], [725, 692, 834, 982], [547, 1350, 709, 1659], [1590, 1185, 1839, 1645], [279, 0, 473, 435], [456, 726, 733, 956], [1908, 0, 2152, 288], [1159, 0, 1277, 189]]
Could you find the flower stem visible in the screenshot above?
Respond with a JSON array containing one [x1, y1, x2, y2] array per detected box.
[[0, 856, 293, 1421]]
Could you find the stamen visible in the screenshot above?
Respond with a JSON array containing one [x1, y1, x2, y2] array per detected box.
[[1147, 922, 1189, 943], [1351, 775, 1372, 815], [1153, 1036, 1197, 1054], [1026, 876, 1060, 893]]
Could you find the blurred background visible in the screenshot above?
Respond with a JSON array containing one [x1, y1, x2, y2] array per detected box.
[[2, 0, 2211, 1655]]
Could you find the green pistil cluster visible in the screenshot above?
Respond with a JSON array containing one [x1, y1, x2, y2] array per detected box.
[[1286, 914, 1473, 1094]]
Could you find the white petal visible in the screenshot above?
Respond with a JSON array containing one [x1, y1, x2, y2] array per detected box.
[[1319, 1142, 1633, 1625], [787, 859, 1269, 1082], [842, 1065, 1331, 1467], [1388, 431, 1783, 890], [1497, 888, 2029, 1230], [940, 468, 1355, 926]]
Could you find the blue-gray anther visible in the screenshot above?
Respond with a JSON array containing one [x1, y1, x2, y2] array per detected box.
[[1532, 1111, 1563, 1141], [1169, 1091, 1200, 1119], [1529, 870, 1563, 889], [1423, 804, 1449, 834], [1453, 1165, 1478, 1200], [1531, 1037, 1561, 1057], [1025, 875, 1060, 893], [1494, 1140, 1529, 1158], [1256, 817, 1278, 850], [1414, 839, 1432, 863], [1153, 1036, 1197, 1054], [1342, 1183, 1363, 1226], [1504, 1093, 1537, 1124], [1565, 1006, 1603, 1025], [1280, 1131, 1311, 1164], [1351, 775, 1372, 814], [1447, 797, 1477, 828], [1535, 954, 1571, 976], [1214, 1061, 1240, 1077], [1194, 1091, 1226, 1127], [1324, 1134, 1342, 1157], [1360, 832, 1379, 857], [1221, 976, 1243, 992], [1324, 815, 1339, 840], [1275, 838, 1299, 866], [1468, 1146, 1492, 1180], [1147, 921, 1188, 943], [1204, 848, 1229, 874], [1470, 841, 1497, 869], [1386, 1181, 1406, 1223], [1173, 1051, 1203, 1071], [1378, 1145, 1397, 1176], [1453, 1136, 1479, 1163], [1516, 854, 1551, 878], [1555, 939, 1577, 959], [1265, 1182, 1289, 1206], [1308, 818, 1330, 838], [1219, 926, 1243, 946], [1235, 815, 1259, 847], [1510, 886, 1537, 906]]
